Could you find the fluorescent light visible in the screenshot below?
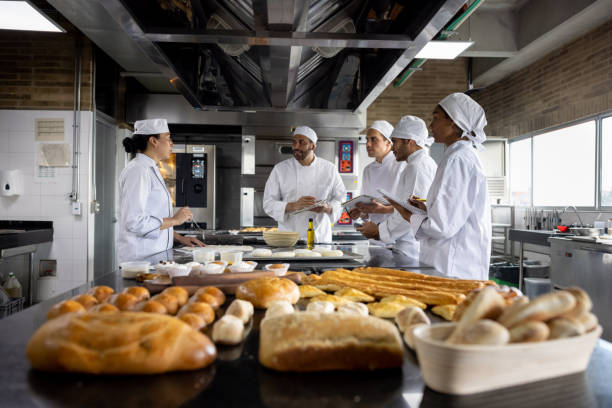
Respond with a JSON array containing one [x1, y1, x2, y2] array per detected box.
[[0, 1, 64, 32], [415, 40, 473, 59]]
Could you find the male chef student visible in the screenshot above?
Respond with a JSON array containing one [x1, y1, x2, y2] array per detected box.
[[349, 120, 405, 227], [357, 116, 437, 260], [263, 126, 346, 243]]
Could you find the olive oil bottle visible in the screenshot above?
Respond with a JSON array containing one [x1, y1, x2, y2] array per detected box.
[[306, 218, 315, 249]]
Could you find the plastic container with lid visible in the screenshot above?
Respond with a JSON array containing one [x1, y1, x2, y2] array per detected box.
[[193, 248, 216, 263], [119, 261, 150, 279], [3, 273, 22, 298], [220, 250, 243, 264]]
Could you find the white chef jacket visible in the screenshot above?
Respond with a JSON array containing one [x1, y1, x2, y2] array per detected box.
[[116, 153, 173, 263], [360, 151, 406, 225], [263, 155, 346, 243], [409, 141, 492, 280], [378, 149, 437, 260]]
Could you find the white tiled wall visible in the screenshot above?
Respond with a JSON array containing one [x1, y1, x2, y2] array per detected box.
[[0, 110, 93, 294]]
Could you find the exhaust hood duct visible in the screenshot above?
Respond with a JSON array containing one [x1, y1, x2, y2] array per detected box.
[[312, 17, 356, 58], [207, 13, 250, 56]]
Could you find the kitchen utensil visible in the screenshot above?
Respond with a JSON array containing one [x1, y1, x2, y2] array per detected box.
[[569, 227, 603, 237]]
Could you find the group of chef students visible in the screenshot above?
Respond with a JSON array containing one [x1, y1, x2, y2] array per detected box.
[[116, 92, 491, 281]]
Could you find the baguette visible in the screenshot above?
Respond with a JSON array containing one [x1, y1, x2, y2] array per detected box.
[[498, 291, 576, 328], [27, 312, 216, 374], [562, 287, 592, 318], [548, 317, 585, 339], [451, 319, 509, 345], [447, 286, 506, 344], [509, 321, 549, 343], [259, 312, 403, 371]]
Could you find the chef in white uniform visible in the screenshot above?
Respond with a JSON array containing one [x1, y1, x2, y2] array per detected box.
[[357, 116, 437, 260], [263, 126, 346, 243], [349, 120, 405, 225], [389, 93, 492, 279], [116, 118, 204, 263]]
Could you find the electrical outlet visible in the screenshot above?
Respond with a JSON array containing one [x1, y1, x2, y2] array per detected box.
[[71, 201, 81, 215]]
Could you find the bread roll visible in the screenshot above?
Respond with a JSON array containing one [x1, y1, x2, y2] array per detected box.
[[395, 306, 430, 333], [179, 313, 206, 331], [212, 315, 245, 345], [447, 286, 506, 344], [72, 294, 99, 309], [89, 303, 119, 313], [108, 293, 139, 311], [264, 301, 295, 319], [403, 323, 429, 349], [236, 277, 299, 309], [138, 300, 168, 314], [87, 285, 114, 303], [306, 300, 335, 314], [509, 321, 549, 343], [498, 291, 576, 329], [576, 312, 598, 332], [47, 300, 86, 320], [225, 299, 254, 323], [122, 286, 150, 302], [162, 286, 189, 306], [337, 301, 368, 317], [563, 287, 592, 318], [27, 312, 216, 374], [496, 296, 529, 325], [151, 293, 179, 315], [178, 302, 215, 325], [548, 317, 585, 339], [450, 319, 510, 345], [192, 287, 225, 310], [380, 295, 426, 310], [298, 285, 326, 299], [334, 287, 374, 303], [259, 312, 403, 371]]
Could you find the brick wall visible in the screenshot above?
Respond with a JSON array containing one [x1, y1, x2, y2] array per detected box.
[[0, 27, 93, 111], [366, 58, 468, 128], [473, 19, 612, 138]]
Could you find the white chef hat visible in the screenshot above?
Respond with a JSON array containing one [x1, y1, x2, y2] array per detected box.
[[293, 125, 317, 144], [439, 93, 487, 150], [133, 118, 169, 135], [369, 120, 394, 141], [390, 115, 434, 148]]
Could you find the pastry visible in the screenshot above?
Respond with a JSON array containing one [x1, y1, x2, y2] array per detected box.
[[150, 293, 179, 315], [259, 312, 404, 372], [380, 295, 426, 309], [108, 293, 139, 311], [337, 301, 368, 316], [89, 303, 119, 313], [212, 315, 245, 345], [367, 301, 407, 318], [235, 277, 299, 309], [179, 313, 206, 331], [27, 312, 217, 374], [122, 286, 150, 302], [72, 294, 99, 309], [431, 304, 457, 321], [395, 306, 430, 332], [309, 294, 349, 308], [298, 285, 326, 298], [306, 300, 335, 314], [192, 287, 226, 309], [509, 321, 549, 343], [225, 299, 254, 324], [264, 300, 295, 319], [86, 285, 114, 303], [47, 300, 85, 320], [335, 287, 375, 303], [178, 302, 215, 325], [450, 319, 510, 345], [162, 286, 189, 307], [138, 300, 168, 314], [497, 291, 576, 329]]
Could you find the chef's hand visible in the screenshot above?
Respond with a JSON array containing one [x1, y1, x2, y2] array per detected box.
[[385, 195, 413, 222], [172, 207, 193, 225], [349, 208, 362, 219], [408, 195, 427, 211], [286, 196, 317, 213], [176, 235, 205, 247], [356, 221, 380, 240], [356, 200, 393, 214], [311, 203, 332, 214]]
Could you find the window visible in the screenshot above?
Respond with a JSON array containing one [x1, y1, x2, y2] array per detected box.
[[602, 116, 612, 206], [509, 138, 531, 206], [532, 121, 596, 207]]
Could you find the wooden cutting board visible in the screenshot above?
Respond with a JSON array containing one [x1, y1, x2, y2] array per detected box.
[[142, 271, 305, 295]]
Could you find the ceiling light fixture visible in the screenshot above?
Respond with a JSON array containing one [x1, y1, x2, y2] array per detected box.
[[0, 1, 64, 33], [415, 40, 473, 59]]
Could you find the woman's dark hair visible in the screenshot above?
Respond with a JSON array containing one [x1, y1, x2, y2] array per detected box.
[[122, 133, 159, 159]]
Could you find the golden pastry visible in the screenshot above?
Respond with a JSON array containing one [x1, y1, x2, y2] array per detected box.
[[334, 287, 375, 303]]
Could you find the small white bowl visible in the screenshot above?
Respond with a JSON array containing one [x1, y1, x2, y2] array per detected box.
[[264, 263, 290, 276], [166, 264, 190, 279], [229, 261, 257, 273], [197, 262, 226, 275], [120, 261, 150, 279], [220, 250, 243, 264]]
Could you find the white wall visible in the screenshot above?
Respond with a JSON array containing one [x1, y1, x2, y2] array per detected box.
[[0, 110, 93, 294]]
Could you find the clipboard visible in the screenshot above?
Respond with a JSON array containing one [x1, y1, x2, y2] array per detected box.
[[340, 195, 382, 211], [376, 188, 426, 215], [289, 199, 328, 215]]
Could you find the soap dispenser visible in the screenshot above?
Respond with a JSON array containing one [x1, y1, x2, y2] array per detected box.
[[0, 169, 23, 196]]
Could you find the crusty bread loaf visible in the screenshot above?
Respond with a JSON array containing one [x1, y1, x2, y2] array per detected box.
[[27, 312, 216, 374], [47, 300, 86, 320], [496, 296, 529, 326], [259, 312, 403, 372], [87, 286, 114, 303], [306, 300, 335, 314], [236, 277, 299, 309]]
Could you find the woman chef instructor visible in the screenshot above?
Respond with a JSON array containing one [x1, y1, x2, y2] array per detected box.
[[116, 119, 204, 263], [387, 93, 492, 280]]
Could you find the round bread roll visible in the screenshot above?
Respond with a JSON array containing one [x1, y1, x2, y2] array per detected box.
[[212, 315, 245, 345], [87, 285, 114, 303], [108, 293, 139, 311], [264, 300, 294, 319], [72, 294, 99, 309], [337, 301, 368, 317], [89, 303, 119, 313], [162, 286, 189, 307], [509, 321, 549, 343], [395, 306, 430, 332], [306, 300, 335, 314], [225, 299, 254, 324], [178, 301, 215, 325], [235, 277, 299, 309], [122, 286, 150, 302], [47, 300, 85, 320], [179, 313, 206, 331], [548, 316, 585, 339], [193, 287, 226, 309], [139, 300, 168, 314], [451, 319, 510, 345], [191, 293, 222, 310], [150, 293, 179, 315]]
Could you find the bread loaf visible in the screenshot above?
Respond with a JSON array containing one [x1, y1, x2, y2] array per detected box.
[[576, 312, 598, 332], [447, 286, 506, 344], [192, 287, 225, 309], [212, 315, 244, 345], [236, 277, 299, 309], [150, 293, 179, 315], [264, 300, 294, 319], [178, 302, 215, 325], [27, 312, 216, 374], [509, 321, 549, 343], [548, 317, 585, 339], [306, 300, 335, 314], [259, 312, 403, 372], [337, 301, 368, 317], [450, 319, 510, 345], [179, 313, 206, 331], [562, 287, 592, 318], [496, 296, 529, 326], [498, 291, 576, 328], [225, 299, 254, 323]]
